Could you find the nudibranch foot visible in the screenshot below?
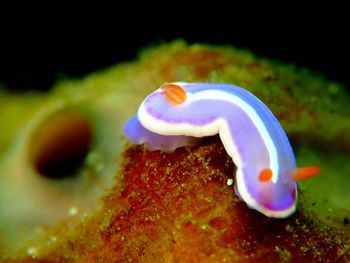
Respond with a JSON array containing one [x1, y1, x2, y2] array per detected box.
[[124, 116, 201, 152], [124, 82, 318, 218]]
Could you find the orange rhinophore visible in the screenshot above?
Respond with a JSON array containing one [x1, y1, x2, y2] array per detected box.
[[259, 168, 273, 182], [292, 166, 320, 181], [161, 83, 187, 105]]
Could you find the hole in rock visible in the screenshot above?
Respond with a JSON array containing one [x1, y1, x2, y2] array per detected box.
[[30, 112, 93, 179]]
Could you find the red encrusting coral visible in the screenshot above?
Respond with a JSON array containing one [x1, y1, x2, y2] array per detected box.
[[95, 137, 350, 262]]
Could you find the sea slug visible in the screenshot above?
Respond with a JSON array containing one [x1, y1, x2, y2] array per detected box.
[[124, 82, 319, 218]]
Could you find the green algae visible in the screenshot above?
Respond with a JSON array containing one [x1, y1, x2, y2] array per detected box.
[[298, 145, 350, 223]]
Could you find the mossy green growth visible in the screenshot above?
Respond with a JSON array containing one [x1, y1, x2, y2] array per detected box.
[[297, 145, 350, 223]]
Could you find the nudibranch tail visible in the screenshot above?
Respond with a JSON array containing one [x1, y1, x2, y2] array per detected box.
[[124, 82, 317, 219], [161, 83, 187, 105], [292, 166, 320, 181], [124, 116, 201, 152]]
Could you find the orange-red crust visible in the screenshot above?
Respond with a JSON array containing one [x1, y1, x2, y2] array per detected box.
[[15, 137, 349, 262]]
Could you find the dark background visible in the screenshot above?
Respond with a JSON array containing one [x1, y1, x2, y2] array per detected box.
[[0, 10, 348, 91]]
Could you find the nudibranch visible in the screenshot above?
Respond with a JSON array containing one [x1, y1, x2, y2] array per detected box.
[[124, 82, 319, 218]]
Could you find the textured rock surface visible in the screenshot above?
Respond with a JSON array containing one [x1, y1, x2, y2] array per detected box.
[[1, 41, 349, 262]]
